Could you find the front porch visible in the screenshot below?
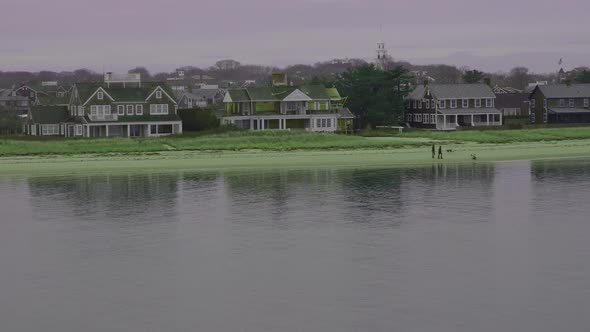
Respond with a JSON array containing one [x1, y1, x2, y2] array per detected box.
[[436, 110, 502, 130], [222, 115, 339, 132], [83, 122, 183, 138]]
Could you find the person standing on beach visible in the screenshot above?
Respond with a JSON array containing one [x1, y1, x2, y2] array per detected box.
[[438, 145, 443, 159], [432, 144, 435, 159]]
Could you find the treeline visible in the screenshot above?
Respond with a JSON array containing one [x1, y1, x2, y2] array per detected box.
[[5, 58, 586, 90]]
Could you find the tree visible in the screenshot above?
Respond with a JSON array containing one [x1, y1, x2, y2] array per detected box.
[[574, 69, 590, 83], [128, 67, 152, 80], [508, 67, 530, 90], [462, 69, 485, 83], [335, 64, 409, 128], [215, 59, 241, 71]]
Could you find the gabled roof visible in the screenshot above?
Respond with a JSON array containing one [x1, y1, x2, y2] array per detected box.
[[74, 82, 177, 104], [224, 85, 336, 102], [225, 89, 250, 102], [409, 84, 495, 100], [535, 84, 590, 98], [29, 106, 70, 124]]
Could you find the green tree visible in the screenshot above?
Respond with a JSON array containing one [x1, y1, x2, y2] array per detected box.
[[462, 69, 485, 83], [335, 64, 409, 128], [574, 70, 590, 83]]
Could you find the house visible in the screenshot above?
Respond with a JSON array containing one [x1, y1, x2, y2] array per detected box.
[[26, 106, 76, 136], [493, 86, 529, 117], [0, 88, 34, 114], [36, 82, 72, 106], [529, 84, 590, 124], [222, 83, 353, 132], [176, 88, 225, 109], [26, 73, 182, 137], [405, 83, 502, 130]]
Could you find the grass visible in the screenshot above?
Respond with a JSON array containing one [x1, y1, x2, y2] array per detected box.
[[0, 131, 427, 157], [362, 127, 590, 143]]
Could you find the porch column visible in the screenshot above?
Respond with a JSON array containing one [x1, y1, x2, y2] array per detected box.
[[250, 119, 254, 130], [443, 115, 447, 129], [127, 124, 130, 137], [499, 113, 503, 126], [105, 125, 109, 137], [261, 119, 265, 130], [486, 114, 490, 126], [471, 114, 474, 126], [283, 118, 287, 130]]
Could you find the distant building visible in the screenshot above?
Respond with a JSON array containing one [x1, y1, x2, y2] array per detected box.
[[375, 42, 389, 71], [0, 85, 37, 114], [529, 84, 590, 124], [26, 73, 182, 137], [176, 89, 225, 109], [492, 85, 529, 117], [405, 83, 502, 130], [222, 83, 353, 132]]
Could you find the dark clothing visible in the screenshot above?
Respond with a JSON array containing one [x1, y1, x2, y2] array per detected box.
[[438, 146, 443, 159], [432, 145, 435, 159]]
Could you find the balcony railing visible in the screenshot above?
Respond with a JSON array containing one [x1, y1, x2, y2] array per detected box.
[[89, 114, 118, 122]]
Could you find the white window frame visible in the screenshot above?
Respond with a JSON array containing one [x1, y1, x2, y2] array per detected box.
[[76, 125, 83, 136], [584, 99, 589, 108], [475, 99, 481, 108], [97, 91, 103, 100], [41, 124, 60, 136], [418, 100, 422, 109], [531, 99, 535, 108], [127, 105, 134, 115], [569, 99, 575, 108], [117, 105, 125, 115], [450, 99, 457, 109], [90, 105, 98, 116], [559, 99, 565, 107], [430, 114, 436, 124], [156, 90, 162, 99], [439, 100, 446, 109], [462, 99, 469, 108], [136, 104, 143, 115], [413, 100, 417, 109], [150, 104, 169, 115], [425, 100, 430, 109], [485, 98, 493, 108]]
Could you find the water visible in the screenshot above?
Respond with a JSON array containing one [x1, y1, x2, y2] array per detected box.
[[1, 159, 590, 332]]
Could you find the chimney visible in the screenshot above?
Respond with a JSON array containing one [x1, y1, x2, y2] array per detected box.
[[423, 79, 429, 87]]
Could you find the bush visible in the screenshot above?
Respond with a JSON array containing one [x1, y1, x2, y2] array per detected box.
[[178, 108, 220, 131]]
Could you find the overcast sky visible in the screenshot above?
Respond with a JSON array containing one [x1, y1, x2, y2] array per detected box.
[[1, 0, 589, 73]]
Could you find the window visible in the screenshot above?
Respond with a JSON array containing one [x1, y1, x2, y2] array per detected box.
[[90, 105, 98, 116], [531, 112, 536, 123], [150, 104, 169, 115], [531, 99, 535, 108], [156, 90, 162, 99], [57, 92, 65, 97], [485, 98, 493, 108], [423, 114, 429, 124], [425, 100, 430, 109], [117, 105, 125, 115], [462, 99, 469, 108], [317, 119, 321, 127], [76, 125, 82, 136], [127, 105, 134, 115], [418, 100, 422, 109], [559, 99, 565, 107], [42, 124, 60, 136], [450, 99, 457, 109], [286, 102, 298, 111], [439, 100, 446, 109], [327, 119, 331, 128], [322, 119, 327, 127], [77, 106, 84, 116], [413, 100, 417, 109], [430, 114, 436, 124], [136, 104, 143, 115], [475, 99, 481, 108], [585, 99, 589, 108], [97, 91, 103, 100], [543, 110, 548, 123], [569, 99, 575, 107], [543, 99, 547, 108]]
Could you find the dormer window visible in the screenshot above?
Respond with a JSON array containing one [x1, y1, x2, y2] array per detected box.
[[568, 99, 575, 107], [439, 100, 446, 109], [485, 98, 493, 108], [156, 90, 162, 99], [559, 99, 565, 107], [462, 99, 469, 108], [475, 99, 481, 108], [97, 91, 104, 100]]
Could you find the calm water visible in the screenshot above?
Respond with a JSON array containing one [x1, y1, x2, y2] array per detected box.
[[1, 159, 590, 332]]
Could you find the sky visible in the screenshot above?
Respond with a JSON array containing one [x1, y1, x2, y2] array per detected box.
[[1, 0, 589, 74]]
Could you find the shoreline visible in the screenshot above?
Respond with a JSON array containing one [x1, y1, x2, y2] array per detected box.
[[1, 139, 589, 176]]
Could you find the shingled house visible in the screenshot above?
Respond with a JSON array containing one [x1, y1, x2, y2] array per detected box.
[[25, 73, 182, 137], [222, 77, 353, 132], [405, 83, 502, 130], [529, 84, 590, 124]]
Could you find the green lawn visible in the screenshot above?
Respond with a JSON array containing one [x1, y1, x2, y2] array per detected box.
[[0, 131, 427, 157], [363, 127, 590, 143]]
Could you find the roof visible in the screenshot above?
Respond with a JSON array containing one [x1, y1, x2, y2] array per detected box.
[[438, 108, 501, 115], [535, 84, 590, 98], [493, 85, 522, 94], [74, 82, 176, 104], [338, 108, 355, 118], [409, 84, 495, 100], [494, 92, 529, 109], [225, 85, 336, 102], [29, 106, 70, 124], [548, 108, 590, 114]]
